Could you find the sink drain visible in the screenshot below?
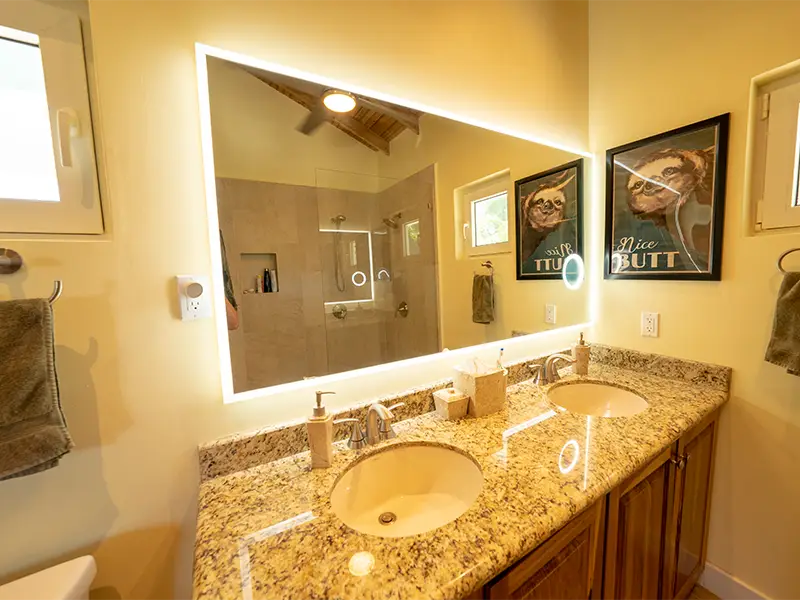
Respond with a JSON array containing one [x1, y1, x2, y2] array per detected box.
[[378, 511, 397, 525]]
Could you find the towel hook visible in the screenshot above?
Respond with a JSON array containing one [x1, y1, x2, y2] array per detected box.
[[777, 248, 800, 274]]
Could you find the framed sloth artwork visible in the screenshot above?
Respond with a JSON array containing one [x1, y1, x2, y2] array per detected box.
[[604, 114, 730, 281], [514, 159, 584, 281]]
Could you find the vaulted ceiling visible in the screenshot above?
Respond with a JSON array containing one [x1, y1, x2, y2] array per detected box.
[[240, 65, 422, 155]]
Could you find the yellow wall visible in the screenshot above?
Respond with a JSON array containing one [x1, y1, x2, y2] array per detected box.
[[589, 2, 800, 597], [0, 1, 589, 598], [378, 118, 589, 349]]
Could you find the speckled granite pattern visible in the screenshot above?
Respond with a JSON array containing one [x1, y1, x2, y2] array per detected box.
[[194, 361, 729, 600], [591, 344, 731, 391], [199, 355, 550, 481]]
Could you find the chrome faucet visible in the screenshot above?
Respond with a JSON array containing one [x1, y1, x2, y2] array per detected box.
[[528, 353, 576, 385], [365, 402, 405, 445]]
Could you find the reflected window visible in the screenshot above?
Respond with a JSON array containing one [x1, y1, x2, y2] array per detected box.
[[403, 219, 421, 256], [472, 192, 509, 247]]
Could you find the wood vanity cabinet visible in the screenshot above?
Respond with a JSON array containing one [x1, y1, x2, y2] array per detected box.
[[484, 499, 605, 600], [469, 409, 719, 600], [604, 409, 719, 600]]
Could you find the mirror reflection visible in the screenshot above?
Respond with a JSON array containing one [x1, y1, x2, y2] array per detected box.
[[207, 57, 588, 393]]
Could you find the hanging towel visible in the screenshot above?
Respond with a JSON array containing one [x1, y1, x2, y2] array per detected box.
[[472, 274, 495, 324], [765, 272, 800, 376], [0, 299, 72, 480]]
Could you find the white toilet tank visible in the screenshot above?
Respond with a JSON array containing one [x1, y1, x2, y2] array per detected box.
[[0, 556, 96, 600]]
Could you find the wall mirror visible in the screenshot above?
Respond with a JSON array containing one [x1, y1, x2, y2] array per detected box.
[[205, 56, 590, 394]]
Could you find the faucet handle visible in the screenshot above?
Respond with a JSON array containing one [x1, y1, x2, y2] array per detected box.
[[377, 403, 405, 440], [527, 363, 546, 385], [386, 402, 406, 414], [334, 418, 367, 450]]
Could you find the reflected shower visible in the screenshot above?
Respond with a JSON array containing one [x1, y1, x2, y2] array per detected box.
[[383, 212, 402, 229], [331, 214, 347, 292]]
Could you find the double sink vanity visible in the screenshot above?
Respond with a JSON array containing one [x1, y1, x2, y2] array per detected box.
[[193, 345, 729, 600]]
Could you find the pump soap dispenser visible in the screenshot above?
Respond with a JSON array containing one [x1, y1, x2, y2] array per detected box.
[[308, 391, 335, 468], [572, 332, 590, 375]]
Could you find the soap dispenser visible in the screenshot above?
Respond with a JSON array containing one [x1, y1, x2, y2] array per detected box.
[[572, 332, 590, 375], [308, 391, 335, 468]]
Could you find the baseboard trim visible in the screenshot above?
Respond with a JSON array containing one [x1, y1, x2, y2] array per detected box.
[[699, 562, 771, 600]]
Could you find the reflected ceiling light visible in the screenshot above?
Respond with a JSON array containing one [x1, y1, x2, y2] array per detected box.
[[558, 440, 580, 474], [348, 551, 375, 576], [322, 89, 357, 113]]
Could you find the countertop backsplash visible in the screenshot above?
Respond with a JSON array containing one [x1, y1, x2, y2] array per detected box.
[[197, 344, 730, 481]]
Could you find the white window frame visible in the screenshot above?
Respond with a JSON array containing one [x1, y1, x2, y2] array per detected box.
[[459, 170, 512, 257], [746, 61, 800, 232], [0, 1, 103, 234]]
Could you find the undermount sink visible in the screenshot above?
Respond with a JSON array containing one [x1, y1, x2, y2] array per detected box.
[[548, 382, 648, 418], [330, 443, 483, 538]]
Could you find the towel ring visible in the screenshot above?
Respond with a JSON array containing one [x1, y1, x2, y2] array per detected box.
[[777, 248, 800, 274], [481, 260, 494, 274]]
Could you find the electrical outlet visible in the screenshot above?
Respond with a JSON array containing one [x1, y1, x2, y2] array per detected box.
[[641, 312, 659, 337], [545, 304, 557, 324], [177, 275, 212, 321]]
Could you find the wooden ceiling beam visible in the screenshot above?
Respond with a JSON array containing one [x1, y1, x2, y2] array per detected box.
[[356, 97, 421, 134], [254, 77, 390, 155], [330, 114, 390, 155]]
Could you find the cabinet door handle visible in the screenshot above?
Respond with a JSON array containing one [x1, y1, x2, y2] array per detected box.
[[671, 454, 688, 470]]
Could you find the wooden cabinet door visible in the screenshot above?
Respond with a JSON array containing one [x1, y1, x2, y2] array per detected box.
[[604, 448, 671, 600], [487, 500, 604, 600], [664, 412, 719, 600]]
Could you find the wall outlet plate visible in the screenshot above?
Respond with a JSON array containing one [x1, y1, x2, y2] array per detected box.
[[177, 275, 212, 321], [545, 304, 557, 325], [641, 312, 659, 337]]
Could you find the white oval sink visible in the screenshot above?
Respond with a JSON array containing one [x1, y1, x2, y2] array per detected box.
[[330, 443, 482, 538], [548, 382, 648, 418]]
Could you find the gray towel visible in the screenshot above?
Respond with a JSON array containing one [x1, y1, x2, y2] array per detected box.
[[765, 273, 800, 376], [472, 274, 494, 324], [0, 299, 73, 480]]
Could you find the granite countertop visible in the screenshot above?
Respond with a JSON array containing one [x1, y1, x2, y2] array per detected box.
[[193, 361, 729, 600]]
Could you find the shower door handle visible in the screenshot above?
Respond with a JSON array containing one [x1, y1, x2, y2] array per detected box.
[[395, 301, 409, 318]]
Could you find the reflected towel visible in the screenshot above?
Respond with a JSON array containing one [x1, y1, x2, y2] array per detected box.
[[0, 299, 73, 480], [765, 273, 800, 376], [472, 274, 494, 324]]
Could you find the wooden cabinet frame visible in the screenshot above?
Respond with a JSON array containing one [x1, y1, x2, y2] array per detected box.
[[464, 408, 720, 600]]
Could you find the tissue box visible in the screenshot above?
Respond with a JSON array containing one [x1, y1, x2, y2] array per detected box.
[[454, 363, 507, 418], [433, 388, 469, 420]]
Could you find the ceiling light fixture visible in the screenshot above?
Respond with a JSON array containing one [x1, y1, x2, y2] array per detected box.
[[322, 89, 356, 113]]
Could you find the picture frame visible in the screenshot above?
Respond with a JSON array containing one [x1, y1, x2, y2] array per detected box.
[[514, 158, 584, 281], [604, 114, 730, 281]]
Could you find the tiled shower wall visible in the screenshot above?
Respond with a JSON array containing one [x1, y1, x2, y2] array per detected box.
[[217, 166, 437, 392]]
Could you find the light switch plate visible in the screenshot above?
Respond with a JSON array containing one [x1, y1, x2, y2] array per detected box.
[[641, 312, 659, 337], [177, 275, 212, 321], [545, 304, 557, 324]]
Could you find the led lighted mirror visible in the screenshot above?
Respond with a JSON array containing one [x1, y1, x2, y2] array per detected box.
[[202, 53, 590, 394], [562, 253, 585, 290]]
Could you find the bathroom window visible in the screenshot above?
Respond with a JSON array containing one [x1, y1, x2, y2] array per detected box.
[[752, 70, 800, 231], [0, 2, 103, 234], [403, 219, 421, 256], [460, 170, 511, 257], [472, 192, 509, 247]]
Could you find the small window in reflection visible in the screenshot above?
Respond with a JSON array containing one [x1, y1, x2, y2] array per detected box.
[[472, 192, 509, 247], [403, 219, 421, 256]]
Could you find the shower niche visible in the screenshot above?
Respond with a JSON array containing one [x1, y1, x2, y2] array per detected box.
[[240, 253, 279, 293]]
